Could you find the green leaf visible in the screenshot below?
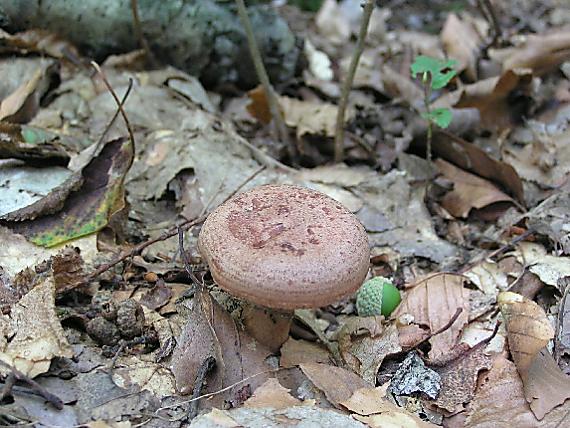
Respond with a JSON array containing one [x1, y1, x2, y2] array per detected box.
[[411, 55, 457, 89], [421, 108, 453, 128]]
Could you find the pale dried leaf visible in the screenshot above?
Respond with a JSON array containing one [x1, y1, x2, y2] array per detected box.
[[497, 291, 554, 377], [524, 348, 570, 420], [464, 261, 509, 296], [280, 338, 332, 368], [512, 242, 570, 287], [112, 356, 176, 398], [441, 13, 481, 81], [191, 406, 367, 427], [315, 0, 351, 45], [338, 323, 402, 385], [341, 387, 436, 427], [498, 30, 570, 75], [299, 362, 369, 407], [244, 378, 302, 409], [353, 412, 436, 428], [279, 96, 347, 138], [0, 274, 73, 377]]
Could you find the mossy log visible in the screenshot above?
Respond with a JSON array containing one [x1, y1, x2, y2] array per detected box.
[[0, 0, 300, 87]]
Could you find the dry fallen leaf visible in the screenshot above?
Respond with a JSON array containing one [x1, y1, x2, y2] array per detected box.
[[244, 378, 302, 409], [441, 13, 482, 81], [0, 62, 56, 123], [498, 291, 570, 419], [337, 321, 402, 385], [498, 291, 554, 376], [0, 273, 73, 377], [435, 68, 533, 128], [280, 338, 332, 368], [433, 133, 525, 204], [315, 0, 351, 45], [340, 386, 436, 427], [495, 29, 570, 76], [432, 344, 493, 415], [523, 348, 570, 420], [394, 273, 470, 361], [437, 159, 515, 218], [464, 354, 570, 427], [169, 289, 271, 406], [279, 96, 347, 139], [512, 242, 570, 288], [299, 362, 369, 408]]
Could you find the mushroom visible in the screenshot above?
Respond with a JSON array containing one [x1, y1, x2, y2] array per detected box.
[[198, 184, 370, 350]]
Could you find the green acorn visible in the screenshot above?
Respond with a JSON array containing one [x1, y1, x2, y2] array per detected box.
[[356, 277, 401, 317]]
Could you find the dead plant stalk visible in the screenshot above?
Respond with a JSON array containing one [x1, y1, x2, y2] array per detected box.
[[334, 0, 375, 163], [235, 0, 294, 160]]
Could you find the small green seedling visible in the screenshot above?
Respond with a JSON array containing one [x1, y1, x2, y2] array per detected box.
[[356, 277, 401, 317], [410, 55, 457, 161]]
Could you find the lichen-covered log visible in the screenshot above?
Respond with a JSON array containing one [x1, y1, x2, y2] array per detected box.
[[0, 0, 300, 87]]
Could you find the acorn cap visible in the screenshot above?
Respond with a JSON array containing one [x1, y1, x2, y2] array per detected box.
[[198, 184, 370, 310]]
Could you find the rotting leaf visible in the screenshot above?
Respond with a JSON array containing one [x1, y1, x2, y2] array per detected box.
[[5, 138, 133, 247], [337, 321, 402, 385], [524, 186, 570, 254], [0, 163, 76, 221], [555, 279, 570, 361], [432, 344, 493, 415], [0, 122, 70, 166]]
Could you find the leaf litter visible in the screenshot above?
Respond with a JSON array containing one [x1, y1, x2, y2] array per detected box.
[[0, 1, 569, 427]]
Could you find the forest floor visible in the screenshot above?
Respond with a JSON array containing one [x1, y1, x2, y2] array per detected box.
[[0, 0, 569, 427]]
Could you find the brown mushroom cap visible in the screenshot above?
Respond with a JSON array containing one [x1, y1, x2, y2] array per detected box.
[[198, 184, 370, 309]]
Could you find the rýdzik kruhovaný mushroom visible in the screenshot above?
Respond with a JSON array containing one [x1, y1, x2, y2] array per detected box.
[[198, 184, 370, 351]]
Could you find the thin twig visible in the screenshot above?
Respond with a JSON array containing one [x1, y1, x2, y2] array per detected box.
[[93, 80, 134, 154], [177, 226, 202, 287], [334, 0, 375, 163], [88, 214, 207, 279], [458, 229, 535, 275], [89, 165, 266, 279], [129, 0, 157, 65], [0, 360, 63, 410], [187, 356, 216, 420], [234, 0, 295, 162], [476, 0, 502, 48], [156, 368, 280, 413], [90, 62, 136, 158], [422, 75, 434, 163]]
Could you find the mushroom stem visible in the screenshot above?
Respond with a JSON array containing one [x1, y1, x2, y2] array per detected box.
[[241, 304, 293, 353]]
